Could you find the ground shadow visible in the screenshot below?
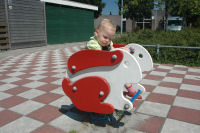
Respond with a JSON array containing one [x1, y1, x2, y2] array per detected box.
[[59, 105, 132, 128]]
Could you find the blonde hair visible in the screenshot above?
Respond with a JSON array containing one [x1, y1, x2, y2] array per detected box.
[[97, 19, 116, 31]]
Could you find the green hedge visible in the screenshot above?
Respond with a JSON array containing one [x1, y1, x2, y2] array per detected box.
[[113, 28, 200, 66]]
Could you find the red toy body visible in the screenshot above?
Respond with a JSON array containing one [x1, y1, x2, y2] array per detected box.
[[62, 44, 153, 114]]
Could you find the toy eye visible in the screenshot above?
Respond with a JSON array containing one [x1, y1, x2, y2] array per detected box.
[[139, 53, 143, 58]]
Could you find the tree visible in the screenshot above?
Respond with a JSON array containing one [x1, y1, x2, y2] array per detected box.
[[118, 0, 154, 21], [168, 0, 200, 27], [71, 0, 105, 18]]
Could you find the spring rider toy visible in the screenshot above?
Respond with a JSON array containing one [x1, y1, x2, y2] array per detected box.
[[62, 43, 153, 121]]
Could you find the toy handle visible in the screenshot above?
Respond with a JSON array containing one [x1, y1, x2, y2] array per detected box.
[[130, 89, 141, 102]]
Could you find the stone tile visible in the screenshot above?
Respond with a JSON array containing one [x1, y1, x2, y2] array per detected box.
[[0, 92, 12, 100], [173, 96, 200, 110], [18, 73, 35, 79], [188, 68, 200, 73], [28, 105, 62, 123], [174, 65, 188, 68], [140, 79, 160, 86], [137, 101, 171, 117], [169, 69, 187, 74], [144, 75, 164, 81], [0, 110, 22, 127], [161, 118, 200, 133], [187, 71, 200, 76], [51, 73, 65, 79], [154, 68, 170, 73], [183, 79, 200, 86], [32, 66, 48, 71], [10, 100, 44, 115], [32, 93, 63, 104], [140, 91, 150, 100], [39, 77, 60, 83], [42, 72, 58, 77], [51, 78, 63, 86], [137, 115, 164, 133], [153, 86, 178, 96], [50, 87, 65, 95], [173, 66, 188, 71], [177, 90, 200, 100], [23, 81, 47, 89], [0, 116, 44, 133], [32, 125, 66, 133], [149, 71, 167, 76], [146, 93, 175, 105], [30, 71, 48, 75], [12, 79, 32, 86], [27, 75, 47, 81], [166, 73, 185, 78], [49, 112, 85, 132], [49, 96, 72, 109], [157, 65, 173, 70], [168, 106, 200, 125], [1, 77, 21, 83], [0, 96, 28, 108], [5, 86, 30, 95], [6, 71, 26, 77], [36, 84, 60, 92], [0, 83, 18, 91], [11, 67, 27, 72], [18, 89, 45, 99], [162, 77, 183, 83], [141, 84, 156, 92], [159, 81, 180, 89], [180, 84, 200, 92], [0, 107, 4, 111], [184, 75, 200, 80]]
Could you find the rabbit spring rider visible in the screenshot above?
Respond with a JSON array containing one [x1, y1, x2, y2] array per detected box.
[[62, 43, 153, 115]]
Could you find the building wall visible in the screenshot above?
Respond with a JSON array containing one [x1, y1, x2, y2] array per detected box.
[[7, 0, 46, 49], [45, 3, 94, 44], [0, 0, 6, 23]]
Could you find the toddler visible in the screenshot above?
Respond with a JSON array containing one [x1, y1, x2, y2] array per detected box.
[[86, 19, 141, 100]]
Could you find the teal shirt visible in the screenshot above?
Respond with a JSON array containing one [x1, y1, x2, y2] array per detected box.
[[86, 36, 114, 51]]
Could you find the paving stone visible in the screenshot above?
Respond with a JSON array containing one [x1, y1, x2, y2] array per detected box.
[[0, 83, 18, 91], [10, 100, 45, 115], [153, 86, 178, 96], [169, 69, 187, 74], [23, 81, 47, 89], [17, 89, 46, 99], [173, 96, 200, 110], [0, 116, 44, 133], [137, 101, 171, 117], [161, 118, 200, 133], [162, 77, 183, 83], [140, 79, 160, 86], [0, 92, 12, 100]]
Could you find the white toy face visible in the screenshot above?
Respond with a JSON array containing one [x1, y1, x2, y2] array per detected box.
[[125, 43, 153, 72]]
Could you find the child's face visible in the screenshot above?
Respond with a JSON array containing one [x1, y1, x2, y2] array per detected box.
[[95, 25, 116, 47]]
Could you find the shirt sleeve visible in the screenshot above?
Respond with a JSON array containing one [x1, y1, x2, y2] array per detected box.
[[86, 40, 101, 50]]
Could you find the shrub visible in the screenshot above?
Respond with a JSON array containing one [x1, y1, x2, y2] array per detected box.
[[113, 28, 200, 66]]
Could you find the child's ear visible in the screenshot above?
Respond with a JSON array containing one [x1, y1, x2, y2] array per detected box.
[[94, 29, 98, 36]]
